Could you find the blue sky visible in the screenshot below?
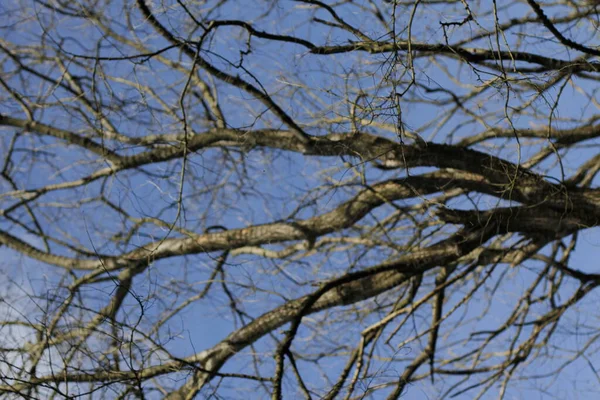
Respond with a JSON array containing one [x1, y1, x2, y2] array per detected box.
[[1, 0, 600, 398]]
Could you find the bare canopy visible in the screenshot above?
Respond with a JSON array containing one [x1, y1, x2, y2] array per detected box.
[[1, 0, 600, 399]]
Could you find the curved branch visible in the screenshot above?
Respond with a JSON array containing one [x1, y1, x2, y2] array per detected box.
[[135, 0, 310, 143]]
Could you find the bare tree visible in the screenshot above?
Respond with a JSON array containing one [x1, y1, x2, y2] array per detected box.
[[1, 0, 600, 398]]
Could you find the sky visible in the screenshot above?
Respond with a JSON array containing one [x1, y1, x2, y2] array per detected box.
[[1, 0, 600, 399]]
